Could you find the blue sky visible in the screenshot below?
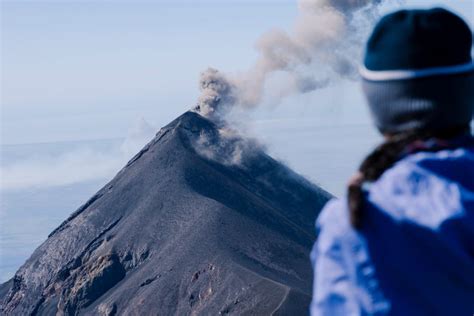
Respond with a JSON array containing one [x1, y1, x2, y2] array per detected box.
[[1, 0, 473, 144]]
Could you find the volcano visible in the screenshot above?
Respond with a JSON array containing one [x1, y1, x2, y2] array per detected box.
[[0, 111, 331, 315]]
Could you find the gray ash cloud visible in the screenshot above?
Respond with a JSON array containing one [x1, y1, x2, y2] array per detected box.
[[194, 0, 392, 117]]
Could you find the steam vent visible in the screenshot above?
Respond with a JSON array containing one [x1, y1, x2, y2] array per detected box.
[[0, 112, 331, 315]]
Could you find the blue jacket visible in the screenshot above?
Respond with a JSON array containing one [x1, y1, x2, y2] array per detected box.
[[311, 142, 474, 315]]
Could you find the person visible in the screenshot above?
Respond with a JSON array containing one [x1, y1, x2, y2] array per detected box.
[[310, 7, 474, 316]]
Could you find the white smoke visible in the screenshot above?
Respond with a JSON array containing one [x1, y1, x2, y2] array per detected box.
[[195, 0, 388, 117], [193, 126, 262, 167]]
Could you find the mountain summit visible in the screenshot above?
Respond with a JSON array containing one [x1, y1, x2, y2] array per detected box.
[[0, 112, 331, 315]]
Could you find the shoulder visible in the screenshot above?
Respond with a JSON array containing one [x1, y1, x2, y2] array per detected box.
[[387, 146, 473, 177], [317, 147, 474, 232], [381, 146, 474, 189], [367, 147, 474, 228]]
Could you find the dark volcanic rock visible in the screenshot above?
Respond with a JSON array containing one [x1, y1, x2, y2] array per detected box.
[[0, 111, 331, 315]]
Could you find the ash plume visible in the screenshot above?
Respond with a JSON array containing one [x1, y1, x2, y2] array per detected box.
[[195, 0, 391, 117]]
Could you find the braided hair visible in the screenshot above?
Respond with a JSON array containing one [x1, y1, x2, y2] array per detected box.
[[347, 125, 470, 229]]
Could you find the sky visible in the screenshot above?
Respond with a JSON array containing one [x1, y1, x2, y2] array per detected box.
[[1, 0, 473, 145]]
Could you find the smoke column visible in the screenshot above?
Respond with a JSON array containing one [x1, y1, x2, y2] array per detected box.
[[195, 0, 391, 117]]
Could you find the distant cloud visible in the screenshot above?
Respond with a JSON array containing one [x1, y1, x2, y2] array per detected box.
[[1, 148, 123, 190], [0, 118, 156, 191]]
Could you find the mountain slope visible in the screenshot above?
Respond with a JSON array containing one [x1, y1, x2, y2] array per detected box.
[[0, 111, 331, 315]]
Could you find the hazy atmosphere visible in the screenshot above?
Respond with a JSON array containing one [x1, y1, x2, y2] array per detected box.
[[1, 0, 473, 283]]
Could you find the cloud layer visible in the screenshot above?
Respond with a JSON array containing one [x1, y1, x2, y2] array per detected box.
[[1, 118, 156, 191]]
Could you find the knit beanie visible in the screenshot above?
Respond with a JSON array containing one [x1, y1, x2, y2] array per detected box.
[[360, 8, 474, 134]]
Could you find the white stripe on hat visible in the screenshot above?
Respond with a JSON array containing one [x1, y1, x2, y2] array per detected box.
[[359, 61, 474, 81]]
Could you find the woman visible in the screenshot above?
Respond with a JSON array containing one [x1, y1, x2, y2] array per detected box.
[[311, 8, 474, 316]]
